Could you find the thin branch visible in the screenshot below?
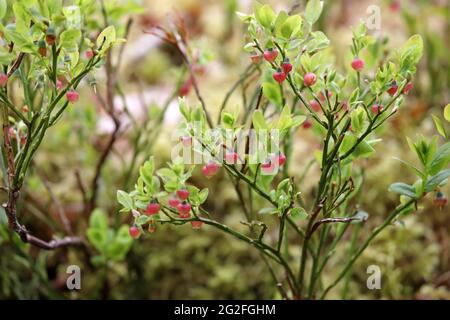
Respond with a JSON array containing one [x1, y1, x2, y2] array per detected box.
[[307, 217, 359, 239]]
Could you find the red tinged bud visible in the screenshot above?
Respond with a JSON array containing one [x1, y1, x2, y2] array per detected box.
[[263, 48, 278, 63], [261, 161, 273, 174], [278, 153, 286, 166], [250, 54, 261, 64], [148, 222, 157, 233], [371, 104, 384, 115], [434, 192, 448, 208], [168, 197, 181, 208], [318, 91, 332, 102], [0, 73, 8, 87], [180, 136, 192, 147], [273, 69, 286, 83], [303, 72, 317, 87], [8, 127, 16, 139], [191, 220, 203, 229], [310, 100, 321, 112], [281, 59, 293, 74], [56, 80, 63, 90], [403, 82, 413, 94], [351, 58, 364, 71], [38, 46, 47, 57], [145, 202, 161, 215], [202, 161, 220, 178], [271, 153, 286, 167], [225, 151, 239, 164], [177, 202, 191, 218], [85, 50, 95, 59], [341, 101, 349, 111], [129, 225, 140, 239], [302, 119, 312, 129], [66, 90, 79, 103], [179, 78, 192, 97], [45, 27, 56, 46], [389, 0, 400, 12], [387, 82, 398, 96], [177, 189, 189, 200]]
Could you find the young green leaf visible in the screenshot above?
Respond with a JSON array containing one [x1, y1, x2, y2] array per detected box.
[[117, 190, 134, 212], [290, 207, 308, 220], [0, 0, 7, 20], [255, 4, 276, 29], [252, 110, 269, 131], [425, 169, 450, 192], [444, 104, 450, 122], [427, 142, 450, 175], [388, 182, 417, 199], [262, 82, 282, 106], [89, 209, 108, 230], [305, 0, 323, 25], [432, 115, 447, 138]]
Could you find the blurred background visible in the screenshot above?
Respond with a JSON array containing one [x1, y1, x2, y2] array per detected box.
[[0, 0, 449, 299]]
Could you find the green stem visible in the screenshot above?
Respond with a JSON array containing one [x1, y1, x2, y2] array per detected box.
[[320, 199, 415, 299]]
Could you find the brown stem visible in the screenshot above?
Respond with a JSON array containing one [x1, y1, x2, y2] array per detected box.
[[3, 189, 83, 250]]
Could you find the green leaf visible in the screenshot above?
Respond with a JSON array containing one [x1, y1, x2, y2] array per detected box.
[[135, 215, 150, 226], [279, 15, 302, 39], [290, 207, 308, 220], [96, 25, 116, 51], [252, 110, 268, 131], [444, 104, 450, 122], [258, 207, 277, 215], [340, 133, 357, 155], [106, 242, 129, 261], [393, 157, 424, 178], [353, 140, 375, 158], [0, 0, 7, 20], [274, 10, 288, 36], [222, 112, 235, 128], [86, 229, 107, 253], [59, 29, 81, 52], [89, 209, 108, 230], [115, 225, 132, 245], [425, 169, 450, 192], [139, 158, 155, 187], [306, 31, 329, 51], [400, 34, 423, 74], [262, 82, 282, 106], [3, 26, 36, 54], [388, 182, 417, 199], [255, 3, 276, 29], [427, 142, 450, 175], [178, 97, 190, 120], [432, 115, 447, 138], [117, 190, 134, 211], [197, 188, 209, 205], [349, 87, 360, 105], [305, 0, 323, 25], [350, 106, 365, 133]]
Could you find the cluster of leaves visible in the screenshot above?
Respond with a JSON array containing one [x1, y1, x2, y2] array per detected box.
[[86, 209, 133, 266], [0, 0, 123, 190], [389, 105, 450, 206], [117, 157, 209, 233]]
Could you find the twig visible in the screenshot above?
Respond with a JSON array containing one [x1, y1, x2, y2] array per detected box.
[[307, 217, 359, 239]]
